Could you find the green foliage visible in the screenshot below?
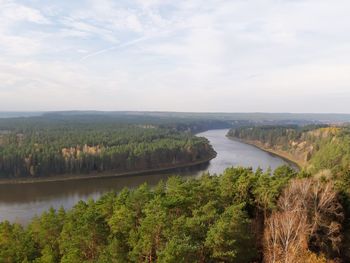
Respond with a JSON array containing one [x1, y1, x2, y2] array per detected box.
[[28, 207, 65, 262], [59, 200, 109, 262], [205, 204, 256, 262], [0, 118, 215, 178], [227, 125, 325, 147], [229, 125, 350, 174], [309, 134, 350, 174], [0, 221, 36, 263], [229, 125, 350, 261], [0, 167, 298, 262]]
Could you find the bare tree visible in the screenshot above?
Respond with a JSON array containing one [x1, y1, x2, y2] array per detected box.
[[263, 178, 343, 263], [264, 211, 308, 263], [308, 180, 343, 253]]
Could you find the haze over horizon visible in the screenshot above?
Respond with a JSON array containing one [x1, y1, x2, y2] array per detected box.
[[1, 0, 349, 113]]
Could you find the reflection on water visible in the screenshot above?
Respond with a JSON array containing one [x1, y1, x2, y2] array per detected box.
[[199, 129, 297, 174], [0, 129, 291, 224]]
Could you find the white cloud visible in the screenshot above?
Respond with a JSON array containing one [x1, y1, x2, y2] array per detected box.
[[0, 1, 51, 56], [0, 0, 350, 112], [0, 1, 50, 25]]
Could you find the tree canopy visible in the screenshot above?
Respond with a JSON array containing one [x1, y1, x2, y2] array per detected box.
[[0, 117, 215, 179]]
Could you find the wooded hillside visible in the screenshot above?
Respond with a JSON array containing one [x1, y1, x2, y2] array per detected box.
[[0, 116, 215, 179], [228, 125, 350, 174], [228, 125, 350, 261]]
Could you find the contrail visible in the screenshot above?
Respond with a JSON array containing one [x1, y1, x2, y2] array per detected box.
[[78, 28, 179, 61], [79, 36, 150, 61]]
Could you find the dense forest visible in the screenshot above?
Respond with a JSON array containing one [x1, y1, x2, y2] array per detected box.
[[0, 115, 216, 179], [228, 124, 350, 261], [2, 115, 350, 262], [3, 165, 348, 263]]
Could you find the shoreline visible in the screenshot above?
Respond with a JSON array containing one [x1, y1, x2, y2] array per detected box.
[[0, 152, 217, 185], [0, 132, 303, 185], [226, 136, 304, 170]]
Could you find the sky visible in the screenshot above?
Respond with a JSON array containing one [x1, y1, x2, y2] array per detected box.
[[0, 0, 350, 113]]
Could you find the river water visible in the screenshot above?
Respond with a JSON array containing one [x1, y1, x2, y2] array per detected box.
[[0, 129, 291, 224]]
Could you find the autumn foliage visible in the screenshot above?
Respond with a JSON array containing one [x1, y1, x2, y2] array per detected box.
[[264, 178, 343, 263]]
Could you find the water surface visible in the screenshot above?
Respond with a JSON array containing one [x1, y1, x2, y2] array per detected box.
[[0, 129, 291, 224]]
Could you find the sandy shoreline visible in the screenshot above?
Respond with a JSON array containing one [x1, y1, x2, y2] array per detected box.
[[226, 136, 303, 170]]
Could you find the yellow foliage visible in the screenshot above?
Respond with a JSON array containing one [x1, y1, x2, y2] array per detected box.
[[304, 252, 328, 263]]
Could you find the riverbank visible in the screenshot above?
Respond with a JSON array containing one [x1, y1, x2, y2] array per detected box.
[[0, 152, 217, 185], [0, 129, 293, 225], [226, 136, 304, 170]]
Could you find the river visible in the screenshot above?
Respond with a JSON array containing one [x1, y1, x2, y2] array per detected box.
[[0, 129, 292, 224]]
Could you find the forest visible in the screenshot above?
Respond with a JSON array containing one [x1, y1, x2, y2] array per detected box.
[[2, 116, 350, 262], [0, 115, 216, 179], [3, 165, 348, 263], [228, 125, 350, 174], [228, 124, 350, 261]]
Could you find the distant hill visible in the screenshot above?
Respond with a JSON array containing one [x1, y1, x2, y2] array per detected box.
[[2, 111, 350, 124], [44, 111, 350, 123], [0, 112, 43, 118]]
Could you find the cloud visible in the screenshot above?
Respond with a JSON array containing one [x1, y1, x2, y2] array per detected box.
[[79, 36, 150, 61], [0, 0, 350, 112], [0, 1, 50, 25], [61, 18, 119, 43], [0, 1, 51, 56]]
